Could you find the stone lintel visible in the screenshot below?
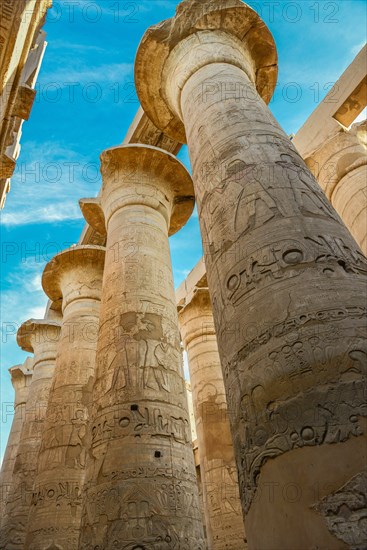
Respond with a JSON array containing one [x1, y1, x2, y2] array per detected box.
[[293, 44, 367, 159], [79, 197, 106, 237], [0, 153, 16, 179], [11, 85, 36, 120], [176, 256, 207, 310], [124, 105, 182, 155]]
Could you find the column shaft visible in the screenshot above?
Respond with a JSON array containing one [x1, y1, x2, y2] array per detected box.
[[25, 246, 105, 549], [0, 321, 61, 550], [306, 121, 367, 255], [111, 0, 367, 545], [179, 291, 246, 549], [0, 361, 32, 524], [332, 167, 367, 253], [79, 145, 205, 549], [179, 60, 367, 549]]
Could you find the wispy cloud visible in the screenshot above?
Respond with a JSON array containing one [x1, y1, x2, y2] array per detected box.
[[1, 140, 99, 227], [1, 203, 83, 227], [43, 62, 133, 86]]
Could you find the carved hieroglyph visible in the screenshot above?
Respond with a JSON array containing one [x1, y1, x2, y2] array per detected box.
[[0, 319, 61, 550], [78, 144, 205, 549], [179, 286, 246, 549], [135, 1, 367, 547], [0, 359, 33, 524], [24, 245, 106, 550], [306, 120, 367, 255]]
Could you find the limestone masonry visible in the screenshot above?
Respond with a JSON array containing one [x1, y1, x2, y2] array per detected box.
[[0, 1, 366, 549]]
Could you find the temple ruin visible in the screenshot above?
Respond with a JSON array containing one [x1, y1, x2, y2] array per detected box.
[[1, 1, 366, 549]]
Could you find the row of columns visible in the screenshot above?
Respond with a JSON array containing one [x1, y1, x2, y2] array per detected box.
[[0, 0, 366, 549], [0, 359, 33, 522], [135, 1, 367, 548], [178, 280, 246, 548], [306, 120, 367, 255]]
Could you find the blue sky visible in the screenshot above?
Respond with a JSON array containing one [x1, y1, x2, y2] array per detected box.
[[1, 0, 366, 461]]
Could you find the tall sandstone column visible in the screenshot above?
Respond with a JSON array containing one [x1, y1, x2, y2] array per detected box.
[[24, 245, 105, 550], [79, 144, 205, 549], [0, 359, 33, 524], [178, 282, 246, 549], [306, 120, 367, 255], [0, 318, 61, 550], [135, 1, 367, 548]]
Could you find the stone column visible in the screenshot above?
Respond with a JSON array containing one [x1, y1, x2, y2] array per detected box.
[[179, 286, 246, 549], [306, 120, 367, 255], [24, 245, 105, 550], [135, 2, 367, 548], [0, 359, 33, 524], [79, 144, 205, 549], [0, 319, 61, 550]]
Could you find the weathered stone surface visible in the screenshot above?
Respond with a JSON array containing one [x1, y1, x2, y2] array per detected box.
[[0, 0, 51, 207], [292, 44, 366, 160], [78, 144, 205, 549], [0, 359, 33, 523], [178, 281, 246, 549], [314, 469, 367, 549], [135, 0, 277, 144], [0, 319, 61, 550], [136, 1, 367, 547], [24, 245, 106, 550], [306, 120, 367, 255]]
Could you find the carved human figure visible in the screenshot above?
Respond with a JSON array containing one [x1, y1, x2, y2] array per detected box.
[[135, 1, 367, 547], [0, 319, 61, 550], [79, 144, 205, 548], [179, 286, 246, 549], [24, 245, 105, 550], [0, 360, 33, 525]]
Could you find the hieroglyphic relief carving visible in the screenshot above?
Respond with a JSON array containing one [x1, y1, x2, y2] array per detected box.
[[178, 286, 246, 548], [24, 246, 105, 550], [79, 145, 205, 548], [314, 470, 367, 549], [0, 320, 60, 550], [0, 360, 32, 526], [135, 1, 367, 546]]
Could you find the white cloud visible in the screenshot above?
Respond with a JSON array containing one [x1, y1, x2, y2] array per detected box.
[[1, 202, 83, 227], [1, 140, 99, 227], [42, 62, 133, 87]]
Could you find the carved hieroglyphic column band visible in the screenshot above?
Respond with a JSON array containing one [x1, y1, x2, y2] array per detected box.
[[0, 359, 33, 524], [306, 120, 367, 255], [79, 144, 206, 548], [178, 286, 246, 549], [24, 245, 105, 550], [136, 1, 367, 548], [0, 319, 61, 550]]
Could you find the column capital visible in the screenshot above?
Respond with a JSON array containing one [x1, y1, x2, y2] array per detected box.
[[9, 361, 33, 407], [45, 299, 63, 321], [306, 120, 367, 199], [16, 318, 61, 358], [79, 197, 106, 238], [135, 0, 277, 142], [42, 245, 106, 309], [177, 261, 217, 346], [99, 143, 194, 234]]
